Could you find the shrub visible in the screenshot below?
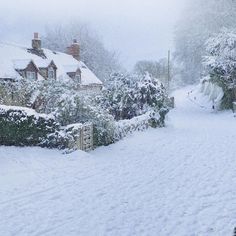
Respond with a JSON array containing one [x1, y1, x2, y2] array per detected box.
[[0, 72, 171, 148], [96, 72, 170, 122], [0, 105, 58, 146], [42, 123, 83, 150]]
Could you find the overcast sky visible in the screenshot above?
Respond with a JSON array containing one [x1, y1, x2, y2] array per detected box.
[[0, 0, 186, 68]]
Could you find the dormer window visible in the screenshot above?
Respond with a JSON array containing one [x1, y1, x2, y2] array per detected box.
[[26, 71, 36, 80], [75, 69, 81, 83], [48, 67, 55, 79], [75, 74, 81, 83]]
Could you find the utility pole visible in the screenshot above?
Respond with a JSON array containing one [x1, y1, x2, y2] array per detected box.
[[167, 50, 171, 94]]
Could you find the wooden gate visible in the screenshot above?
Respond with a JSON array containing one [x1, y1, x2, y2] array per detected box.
[[80, 123, 93, 151]]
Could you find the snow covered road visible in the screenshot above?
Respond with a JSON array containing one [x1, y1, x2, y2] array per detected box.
[[1, 88, 236, 236]]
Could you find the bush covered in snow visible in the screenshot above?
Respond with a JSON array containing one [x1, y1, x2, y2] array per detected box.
[[52, 95, 116, 147], [42, 123, 83, 150], [174, 0, 236, 85], [0, 80, 37, 107], [0, 71, 171, 148], [0, 105, 91, 150], [0, 79, 115, 147], [114, 112, 154, 141], [204, 29, 236, 109], [96, 73, 170, 125], [0, 105, 58, 146]]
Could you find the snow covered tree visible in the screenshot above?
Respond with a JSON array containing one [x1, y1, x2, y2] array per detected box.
[[134, 60, 162, 78], [97, 73, 170, 126], [42, 22, 122, 84], [203, 28, 236, 109], [174, 0, 236, 85], [0, 79, 43, 107], [133, 59, 172, 85], [53, 94, 115, 147]]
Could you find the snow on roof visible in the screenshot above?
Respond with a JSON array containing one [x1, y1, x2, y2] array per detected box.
[[13, 59, 32, 70], [35, 59, 52, 68], [0, 42, 102, 85], [63, 65, 78, 73], [43, 50, 103, 85], [79, 61, 103, 85]]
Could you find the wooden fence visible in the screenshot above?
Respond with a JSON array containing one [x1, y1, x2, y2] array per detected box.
[[80, 123, 93, 151]]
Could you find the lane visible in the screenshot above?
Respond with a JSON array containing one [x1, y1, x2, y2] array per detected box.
[[0, 87, 236, 236]]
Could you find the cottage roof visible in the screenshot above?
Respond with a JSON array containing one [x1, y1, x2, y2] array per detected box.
[[63, 65, 78, 73], [0, 42, 102, 85], [13, 59, 32, 70]]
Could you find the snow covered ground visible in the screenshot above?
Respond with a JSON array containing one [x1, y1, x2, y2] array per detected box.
[[0, 87, 236, 236]]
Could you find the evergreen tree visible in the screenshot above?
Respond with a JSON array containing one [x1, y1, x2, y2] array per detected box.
[[174, 0, 236, 84], [203, 28, 236, 109]]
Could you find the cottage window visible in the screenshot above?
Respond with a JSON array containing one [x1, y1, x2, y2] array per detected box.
[[75, 73, 81, 83], [48, 67, 55, 79], [26, 71, 36, 80]]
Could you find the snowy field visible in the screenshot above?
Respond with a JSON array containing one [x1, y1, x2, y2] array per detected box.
[[1, 87, 236, 236]]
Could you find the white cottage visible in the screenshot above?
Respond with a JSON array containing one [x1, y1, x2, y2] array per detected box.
[[0, 33, 103, 93]]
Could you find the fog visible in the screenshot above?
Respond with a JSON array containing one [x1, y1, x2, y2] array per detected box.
[[0, 0, 185, 68]]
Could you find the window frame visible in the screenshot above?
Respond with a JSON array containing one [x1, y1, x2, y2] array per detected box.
[[75, 73, 81, 83], [48, 67, 55, 79], [26, 71, 36, 80]]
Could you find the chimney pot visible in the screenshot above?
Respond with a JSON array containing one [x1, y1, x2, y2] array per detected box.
[[34, 32, 39, 39], [66, 40, 80, 61], [32, 32, 41, 50]]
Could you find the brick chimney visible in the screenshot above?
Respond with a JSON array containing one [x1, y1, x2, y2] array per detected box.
[[66, 39, 80, 61], [32, 32, 41, 50]]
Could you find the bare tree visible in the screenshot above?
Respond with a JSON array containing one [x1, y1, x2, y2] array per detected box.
[[42, 22, 122, 84], [133, 59, 174, 85]]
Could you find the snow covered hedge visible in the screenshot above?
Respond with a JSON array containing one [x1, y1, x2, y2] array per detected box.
[[0, 105, 58, 146], [42, 123, 83, 150], [114, 111, 162, 141], [0, 105, 87, 150], [114, 114, 149, 141], [92, 73, 170, 146], [98, 73, 170, 121], [0, 71, 171, 148]]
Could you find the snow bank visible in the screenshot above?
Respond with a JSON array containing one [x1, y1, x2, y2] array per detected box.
[[186, 78, 224, 110], [200, 77, 224, 105]]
